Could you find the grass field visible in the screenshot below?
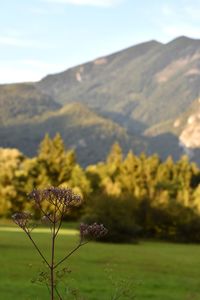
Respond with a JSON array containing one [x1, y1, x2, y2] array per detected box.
[[1, 226, 200, 300]]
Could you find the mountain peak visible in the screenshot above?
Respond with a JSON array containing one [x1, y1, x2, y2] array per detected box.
[[167, 36, 200, 45]]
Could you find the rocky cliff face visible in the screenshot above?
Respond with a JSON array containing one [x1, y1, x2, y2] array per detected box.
[[179, 98, 200, 154]]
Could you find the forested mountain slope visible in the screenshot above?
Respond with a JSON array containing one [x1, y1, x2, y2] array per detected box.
[[1, 36, 200, 164]]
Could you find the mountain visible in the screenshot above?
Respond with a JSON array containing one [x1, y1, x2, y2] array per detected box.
[[1, 36, 200, 165], [0, 102, 145, 165], [0, 83, 60, 125], [38, 36, 200, 128]]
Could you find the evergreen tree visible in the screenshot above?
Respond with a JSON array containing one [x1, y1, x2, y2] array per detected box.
[[36, 133, 76, 187]]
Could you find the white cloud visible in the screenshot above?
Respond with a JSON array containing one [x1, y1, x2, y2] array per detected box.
[[0, 36, 35, 47], [161, 4, 174, 16], [0, 60, 63, 84], [42, 0, 122, 7], [0, 34, 53, 49], [0, 67, 43, 84], [29, 6, 64, 15]]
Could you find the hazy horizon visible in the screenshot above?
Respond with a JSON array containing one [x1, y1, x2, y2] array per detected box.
[[0, 0, 200, 84]]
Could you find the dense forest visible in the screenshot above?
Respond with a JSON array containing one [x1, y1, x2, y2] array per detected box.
[[1, 133, 200, 243]]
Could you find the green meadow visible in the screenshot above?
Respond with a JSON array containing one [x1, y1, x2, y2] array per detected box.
[[0, 226, 200, 300]]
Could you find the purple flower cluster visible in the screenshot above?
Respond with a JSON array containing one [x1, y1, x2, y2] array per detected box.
[[28, 186, 82, 207], [80, 223, 108, 241], [12, 212, 32, 230]]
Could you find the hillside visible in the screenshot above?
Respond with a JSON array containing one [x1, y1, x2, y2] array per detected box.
[[0, 36, 200, 164], [0, 102, 145, 165], [0, 83, 60, 125], [38, 36, 200, 129]]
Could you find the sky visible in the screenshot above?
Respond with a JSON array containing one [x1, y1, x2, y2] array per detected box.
[[0, 0, 200, 83]]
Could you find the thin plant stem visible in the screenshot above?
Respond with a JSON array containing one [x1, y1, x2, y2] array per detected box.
[[50, 207, 57, 300], [45, 283, 51, 295], [55, 286, 63, 300], [55, 211, 64, 238], [54, 242, 88, 270], [37, 202, 53, 224], [26, 231, 50, 268]]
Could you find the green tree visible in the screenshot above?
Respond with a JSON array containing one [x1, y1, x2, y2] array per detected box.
[[36, 133, 76, 187], [0, 148, 27, 215]]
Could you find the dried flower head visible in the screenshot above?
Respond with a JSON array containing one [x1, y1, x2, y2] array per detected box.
[[41, 214, 53, 226], [80, 223, 108, 241], [12, 212, 32, 230], [28, 187, 82, 208]]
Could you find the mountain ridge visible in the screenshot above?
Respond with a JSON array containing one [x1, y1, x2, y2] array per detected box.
[[0, 102, 145, 165], [0, 36, 200, 165]]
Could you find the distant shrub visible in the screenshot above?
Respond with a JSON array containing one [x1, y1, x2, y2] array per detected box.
[[82, 194, 141, 243], [136, 201, 200, 243]]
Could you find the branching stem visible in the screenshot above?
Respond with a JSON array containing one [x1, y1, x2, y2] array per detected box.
[[25, 231, 50, 268], [12, 187, 107, 300], [54, 242, 88, 270]]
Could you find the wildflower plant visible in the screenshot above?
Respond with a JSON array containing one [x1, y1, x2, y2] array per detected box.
[[12, 187, 107, 300]]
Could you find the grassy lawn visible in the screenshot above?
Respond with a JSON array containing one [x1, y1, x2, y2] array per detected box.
[[0, 227, 200, 300]]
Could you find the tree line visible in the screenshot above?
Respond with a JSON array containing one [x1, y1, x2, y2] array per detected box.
[[1, 133, 200, 242]]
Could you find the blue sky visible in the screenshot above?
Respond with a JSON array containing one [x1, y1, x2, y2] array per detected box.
[[0, 0, 200, 83]]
